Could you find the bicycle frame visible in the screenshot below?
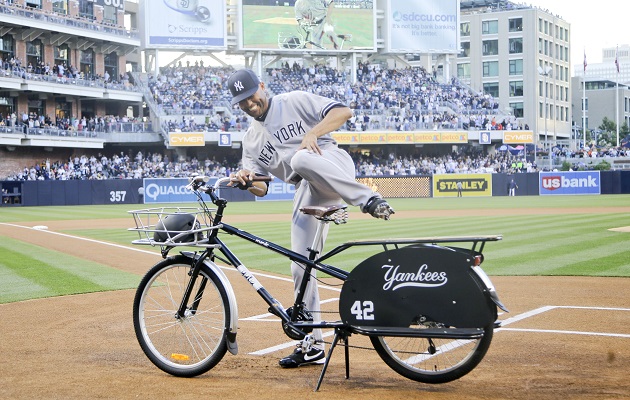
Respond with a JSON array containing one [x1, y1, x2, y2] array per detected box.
[[175, 178, 350, 338], [131, 176, 507, 391], [174, 177, 505, 337]]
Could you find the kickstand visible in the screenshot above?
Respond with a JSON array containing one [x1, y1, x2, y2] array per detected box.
[[314, 328, 350, 392]]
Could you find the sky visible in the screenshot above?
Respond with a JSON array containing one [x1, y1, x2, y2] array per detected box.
[[525, 0, 628, 74]]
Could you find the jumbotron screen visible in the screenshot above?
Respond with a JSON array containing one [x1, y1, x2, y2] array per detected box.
[[239, 0, 376, 52]]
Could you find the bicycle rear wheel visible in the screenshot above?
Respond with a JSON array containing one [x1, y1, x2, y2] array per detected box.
[[370, 323, 493, 384], [133, 255, 229, 377]]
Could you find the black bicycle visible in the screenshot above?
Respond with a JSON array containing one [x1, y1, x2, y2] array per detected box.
[[129, 176, 508, 391]]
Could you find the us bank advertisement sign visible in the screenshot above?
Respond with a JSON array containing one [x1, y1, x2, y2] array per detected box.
[[143, 178, 217, 203], [539, 171, 601, 195], [386, 0, 460, 53], [142, 0, 226, 49]]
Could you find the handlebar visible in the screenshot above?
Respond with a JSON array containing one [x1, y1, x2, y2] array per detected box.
[[186, 175, 273, 193]]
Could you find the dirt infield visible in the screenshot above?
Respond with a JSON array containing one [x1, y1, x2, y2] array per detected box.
[[1, 210, 629, 400]]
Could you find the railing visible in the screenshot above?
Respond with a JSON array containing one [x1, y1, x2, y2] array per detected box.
[[158, 105, 233, 116], [559, 156, 630, 170], [0, 2, 139, 39], [2, 123, 154, 138], [1, 66, 140, 92], [130, 71, 169, 142], [0, 126, 19, 134]]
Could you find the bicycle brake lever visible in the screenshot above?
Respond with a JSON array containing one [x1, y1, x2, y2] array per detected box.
[[186, 175, 209, 191]]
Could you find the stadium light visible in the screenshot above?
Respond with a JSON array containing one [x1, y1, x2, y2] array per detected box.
[[538, 65, 553, 171]]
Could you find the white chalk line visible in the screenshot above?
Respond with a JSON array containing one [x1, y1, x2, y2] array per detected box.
[[0, 222, 340, 291], [247, 305, 630, 356]]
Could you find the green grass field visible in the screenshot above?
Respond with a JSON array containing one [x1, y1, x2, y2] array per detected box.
[[1, 195, 629, 304], [0, 236, 139, 304]]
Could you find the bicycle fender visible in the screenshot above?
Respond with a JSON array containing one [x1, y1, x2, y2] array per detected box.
[[472, 265, 509, 312], [339, 245, 496, 328], [182, 251, 239, 355], [437, 245, 508, 313]]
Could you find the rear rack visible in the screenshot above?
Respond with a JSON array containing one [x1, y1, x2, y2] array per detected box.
[[318, 235, 502, 262]]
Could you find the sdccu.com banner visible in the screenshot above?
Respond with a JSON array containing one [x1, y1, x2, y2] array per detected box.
[[433, 174, 492, 197]]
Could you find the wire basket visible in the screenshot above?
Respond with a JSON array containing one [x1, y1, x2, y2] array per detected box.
[[128, 207, 220, 249]]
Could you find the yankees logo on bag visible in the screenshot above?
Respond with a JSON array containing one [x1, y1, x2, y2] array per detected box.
[[339, 245, 496, 328]]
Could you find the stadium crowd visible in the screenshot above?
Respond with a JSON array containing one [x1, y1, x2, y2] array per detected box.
[[4, 151, 240, 181], [4, 148, 537, 182], [148, 62, 524, 133]]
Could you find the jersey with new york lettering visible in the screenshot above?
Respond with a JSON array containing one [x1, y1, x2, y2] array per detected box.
[[241, 90, 344, 183]]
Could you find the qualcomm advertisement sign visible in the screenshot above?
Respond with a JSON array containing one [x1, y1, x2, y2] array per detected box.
[[143, 178, 216, 203], [143, 0, 226, 49], [539, 171, 601, 195], [387, 0, 459, 53]]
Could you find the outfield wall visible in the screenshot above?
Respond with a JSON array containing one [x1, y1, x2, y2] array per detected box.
[[2, 171, 629, 206]]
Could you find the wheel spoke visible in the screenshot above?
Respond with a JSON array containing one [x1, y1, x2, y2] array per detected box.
[[133, 256, 229, 377]]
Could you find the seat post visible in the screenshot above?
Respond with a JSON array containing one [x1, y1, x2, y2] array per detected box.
[[307, 218, 328, 261]]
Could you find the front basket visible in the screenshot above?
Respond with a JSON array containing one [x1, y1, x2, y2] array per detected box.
[[128, 207, 220, 249]]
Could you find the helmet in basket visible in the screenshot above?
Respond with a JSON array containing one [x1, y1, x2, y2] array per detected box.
[[154, 213, 201, 243]]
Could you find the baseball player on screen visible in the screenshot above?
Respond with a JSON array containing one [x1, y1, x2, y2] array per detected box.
[[227, 69, 394, 368], [294, 0, 340, 49]]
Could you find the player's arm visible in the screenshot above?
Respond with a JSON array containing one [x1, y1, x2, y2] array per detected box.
[[299, 105, 352, 154], [229, 169, 269, 197]]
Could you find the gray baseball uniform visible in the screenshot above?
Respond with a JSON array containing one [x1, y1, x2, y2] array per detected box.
[[241, 90, 378, 346]]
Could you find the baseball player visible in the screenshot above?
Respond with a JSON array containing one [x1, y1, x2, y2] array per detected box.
[[227, 69, 394, 368], [294, 0, 340, 49]]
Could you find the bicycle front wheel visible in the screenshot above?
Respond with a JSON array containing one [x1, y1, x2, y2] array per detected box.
[[133, 255, 230, 377], [370, 323, 493, 384]]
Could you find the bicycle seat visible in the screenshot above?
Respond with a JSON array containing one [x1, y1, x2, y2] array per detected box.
[[300, 204, 347, 219]]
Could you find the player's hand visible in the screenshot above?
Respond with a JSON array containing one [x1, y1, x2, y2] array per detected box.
[[228, 169, 254, 189], [298, 132, 322, 155]]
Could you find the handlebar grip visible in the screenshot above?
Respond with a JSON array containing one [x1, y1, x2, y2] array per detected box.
[[190, 175, 210, 184], [229, 176, 273, 183]]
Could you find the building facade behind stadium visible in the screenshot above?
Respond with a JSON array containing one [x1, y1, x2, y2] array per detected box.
[[1, 0, 629, 205]]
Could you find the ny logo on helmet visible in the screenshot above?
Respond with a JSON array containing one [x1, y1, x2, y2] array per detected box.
[[234, 81, 244, 92]]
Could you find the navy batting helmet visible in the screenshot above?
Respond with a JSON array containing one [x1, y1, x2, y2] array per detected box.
[[153, 213, 201, 243]]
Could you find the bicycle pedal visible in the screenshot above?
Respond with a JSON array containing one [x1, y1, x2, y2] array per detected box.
[[301, 334, 316, 352]]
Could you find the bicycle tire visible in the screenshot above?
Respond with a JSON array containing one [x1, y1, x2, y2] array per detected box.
[[133, 255, 230, 377], [370, 323, 493, 384]]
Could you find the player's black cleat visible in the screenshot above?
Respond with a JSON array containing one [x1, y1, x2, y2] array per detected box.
[[279, 346, 325, 368], [363, 197, 395, 220]]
